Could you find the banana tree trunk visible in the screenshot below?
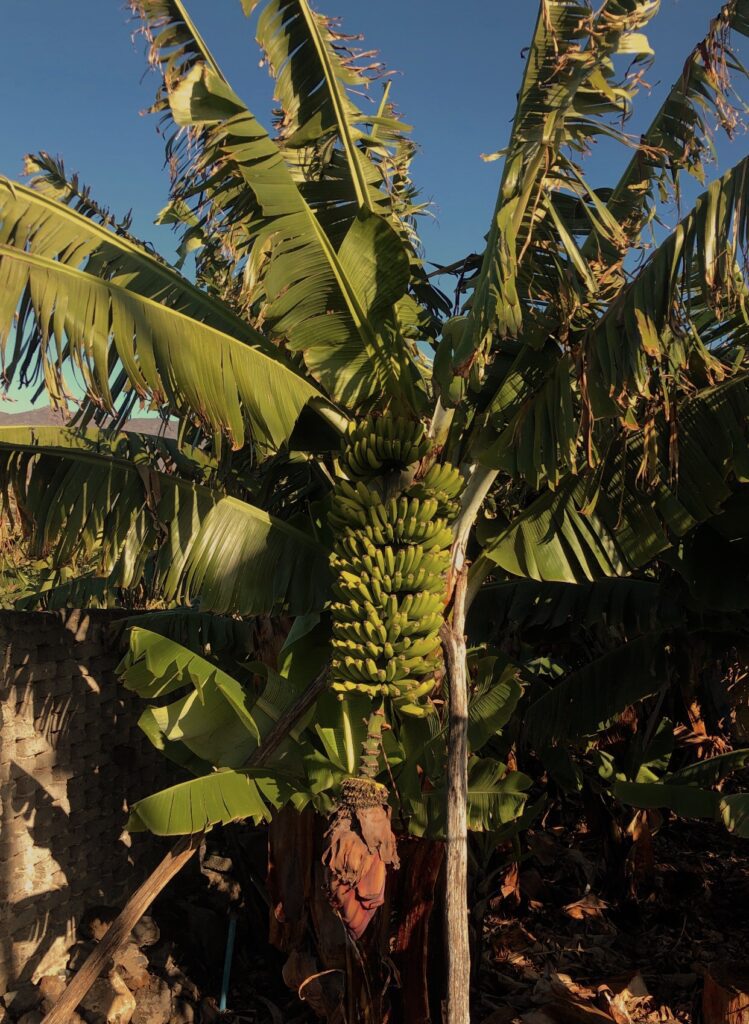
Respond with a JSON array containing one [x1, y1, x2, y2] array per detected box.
[[441, 568, 470, 1024], [389, 837, 445, 1022]]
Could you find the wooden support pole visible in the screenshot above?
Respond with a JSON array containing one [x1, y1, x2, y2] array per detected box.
[[440, 568, 470, 1024]]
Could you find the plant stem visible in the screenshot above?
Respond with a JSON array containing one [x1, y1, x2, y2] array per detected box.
[[309, 395, 349, 435], [359, 700, 386, 779], [428, 397, 455, 447], [449, 462, 499, 593], [440, 568, 470, 1024], [245, 661, 330, 768]]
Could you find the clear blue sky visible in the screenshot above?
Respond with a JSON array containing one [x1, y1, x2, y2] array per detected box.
[[2, 0, 749, 410]]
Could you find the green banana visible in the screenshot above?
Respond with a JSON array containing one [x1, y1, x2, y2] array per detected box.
[[329, 416, 464, 710]]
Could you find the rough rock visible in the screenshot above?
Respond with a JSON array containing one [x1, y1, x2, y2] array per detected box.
[[67, 940, 98, 972], [142, 944, 199, 1005], [131, 978, 172, 1024], [161, 958, 199, 1003], [3, 985, 42, 1017], [80, 971, 136, 1024], [79, 906, 120, 941], [16, 1012, 44, 1024], [169, 998, 197, 1024], [113, 941, 150, 991], [130, 915, 160, 949], [144, 941, 170, 972], [36, 975, 85, 1022], [38, 974, 67, 1010], [202, 853, 232, 874]]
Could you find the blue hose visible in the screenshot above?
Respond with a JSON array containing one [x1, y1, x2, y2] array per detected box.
[[219, 912, 237, 1012]]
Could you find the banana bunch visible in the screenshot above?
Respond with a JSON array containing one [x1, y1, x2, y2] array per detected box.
[[341, 415, 431, 480], [329, 417, 464, 713]]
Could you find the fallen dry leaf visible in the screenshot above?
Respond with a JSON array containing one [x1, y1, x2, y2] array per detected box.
[[563, 894, 609, 920], [502, 862, 522, 903], [598, 972, 652, 1024], [521, 867, 549, 906], [532, 972, 598, 1006], [524, 998, 616, 1024]]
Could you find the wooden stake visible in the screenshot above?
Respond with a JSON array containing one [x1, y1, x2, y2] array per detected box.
[[41, 833, 202, 1024], [440, 568, 470, 1024], [42, 663, 330, 1024]]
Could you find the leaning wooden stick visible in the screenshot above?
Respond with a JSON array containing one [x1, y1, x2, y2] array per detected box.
[[41, 833, 202, 1024], [42, 663, 330, 1024]]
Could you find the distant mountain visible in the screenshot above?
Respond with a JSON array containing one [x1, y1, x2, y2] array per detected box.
[[0, 407, 177, 437], [0, 407, 68, 426]]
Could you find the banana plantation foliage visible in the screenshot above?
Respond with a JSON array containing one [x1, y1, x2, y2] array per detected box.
[[3, 0, 749, 1018]]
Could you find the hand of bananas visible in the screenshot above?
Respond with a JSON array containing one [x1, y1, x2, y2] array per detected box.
[[329, 415, 463, 714]]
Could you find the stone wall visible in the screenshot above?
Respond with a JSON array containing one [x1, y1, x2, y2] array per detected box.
[[0, 610, 177, 993]]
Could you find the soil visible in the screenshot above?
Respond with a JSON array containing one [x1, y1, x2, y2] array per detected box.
[[30, 810, 746, 1023], [475, 813, 749, 1024]]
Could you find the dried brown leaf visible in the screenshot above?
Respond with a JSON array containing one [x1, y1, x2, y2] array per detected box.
[[563, 894, 609, 920]]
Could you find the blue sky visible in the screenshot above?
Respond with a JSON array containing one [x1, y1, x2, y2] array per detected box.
[[2, 0, 749, 410]]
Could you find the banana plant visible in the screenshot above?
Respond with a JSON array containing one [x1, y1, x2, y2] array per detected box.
[[4, 2, 749, 1021]]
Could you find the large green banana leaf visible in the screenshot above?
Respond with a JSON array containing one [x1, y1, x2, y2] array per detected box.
[[471, 154, 749, 488], [719, 794, 749, 837], [469, 577, 673, 637], [131, 0, 423, 411], [587, 0, 749, 275], [127, 769, 290, 834], [480, 374, 749, 583], [0, 426, 330, 614], [402, 756, 532, 839], [454, 0, 657, 363], [122, 609, 260, 659], [122, 628, 314, 833], [670, 485, 749, 608], [0, 181, 332, 449], [121, 628, 309, 762], [459, 1, 749, 497], [584, 155, 749, 422], [247, 0, 434, 295], [524, 632, 665, 746], [610, 781, 749, 838], [170, 65, 416, 409], [246, 0, 405, 215], [664, 749, 749, 788], [467, 657, 524, 752], [473, 350, 578, 489]]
